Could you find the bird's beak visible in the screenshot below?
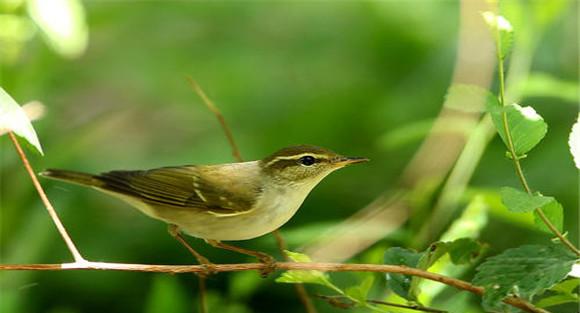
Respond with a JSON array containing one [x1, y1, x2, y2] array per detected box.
[[333, 156, 369, 167]]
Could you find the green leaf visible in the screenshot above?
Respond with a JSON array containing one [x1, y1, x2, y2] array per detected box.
[[345, 276, 374, 305], [535, 278, 580, 308], [276, 269, 333, 287], [27, 0, 88, 58], [569, 114, 580, 169], [536, 293, 578, 308], [500, 187, 553, 213], [551, 278, 580, 294], [420, 239, 482, 267], [276, 250, 334, 288], [284, 250, 312, 263], [409, 239, 484, 299], [481, 11, 514, 60], [383, 247, 422, 300], [534, 200, 564, 234], [536, 278, 579, 308], [447, 238, 484, 265], [473, 244, 577, 311], [486, 100, 548, 156], [0, 87, 43, 154]]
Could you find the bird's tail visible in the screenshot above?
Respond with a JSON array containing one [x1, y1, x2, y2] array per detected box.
[[40, 169, 105, 188]]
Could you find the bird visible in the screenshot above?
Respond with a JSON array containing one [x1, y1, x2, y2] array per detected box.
[[40, 145, 367, 273]]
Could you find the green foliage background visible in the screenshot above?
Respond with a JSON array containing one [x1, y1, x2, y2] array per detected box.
[[1, 1, 578, 313]]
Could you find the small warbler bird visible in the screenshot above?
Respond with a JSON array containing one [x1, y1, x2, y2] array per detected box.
[[40, 145, 367, 270]]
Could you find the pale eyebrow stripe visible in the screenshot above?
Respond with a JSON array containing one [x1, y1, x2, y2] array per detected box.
[[264, 153, 331, 167]]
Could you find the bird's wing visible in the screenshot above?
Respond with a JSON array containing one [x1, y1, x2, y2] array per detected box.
[[97, 165, 260, 215]]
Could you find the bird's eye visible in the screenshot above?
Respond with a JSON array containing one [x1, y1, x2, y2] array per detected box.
[[299, 155, 316, 166]]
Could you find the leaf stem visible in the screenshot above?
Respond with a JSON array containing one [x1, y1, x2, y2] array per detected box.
[[0, 261, 548, 313], [8, 132, 86, 262], [493, 15, 580, 256]]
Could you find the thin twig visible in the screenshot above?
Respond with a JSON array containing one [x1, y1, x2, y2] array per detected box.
[[186, 77, 243, 162], [314, 294, 356, 309], [188, 78, 316, 312], [8, 132, 85, 262], [315, 294, 447, 313], [366, 299, 447, 313], [198, 277, 208, 313], [492, 19, 580, 256], [0, 261, 547, 313]]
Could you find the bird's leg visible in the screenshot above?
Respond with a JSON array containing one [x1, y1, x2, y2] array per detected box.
[[168, 224, 216, 276], [205, 239, 277, 277]]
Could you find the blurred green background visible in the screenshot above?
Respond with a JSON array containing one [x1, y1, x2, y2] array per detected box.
[[1, 1, 578, 312]]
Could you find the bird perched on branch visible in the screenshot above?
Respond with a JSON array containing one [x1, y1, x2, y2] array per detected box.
[[41, 145, 367, 274]]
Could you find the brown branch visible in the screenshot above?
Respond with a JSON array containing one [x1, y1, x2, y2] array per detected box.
[[0, 261, 547, 313], [8, 132, 85, 263]]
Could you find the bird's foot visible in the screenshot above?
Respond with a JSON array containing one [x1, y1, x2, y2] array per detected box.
[[255, 252, 278, 278], [197, 257, 218, 278], [168, 224, 216, 277], [205, 239, 277, 277]]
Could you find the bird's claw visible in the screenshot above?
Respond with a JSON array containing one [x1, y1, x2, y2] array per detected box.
[[256, 253, 277, 278], [199, 262, 218, 278]]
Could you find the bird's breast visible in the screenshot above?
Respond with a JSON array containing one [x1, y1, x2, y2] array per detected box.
[[181, 183, 314, 241]]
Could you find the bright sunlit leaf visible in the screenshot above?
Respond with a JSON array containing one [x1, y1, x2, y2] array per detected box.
[[0, 87, 43, 154], [569, 115, 580, 169], [276, 268, 333, 288], [276, 250, 334, 288], [284, 250, 312, 263], [487, 99, 548, 157], [481, 11, 514, 60], [27, 0, 88, 58]]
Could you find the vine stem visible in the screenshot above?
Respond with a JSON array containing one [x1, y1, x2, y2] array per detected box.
[[8, 132, 86, 263], [493, 16, 580, 256], [0, 261, 547, 313]]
